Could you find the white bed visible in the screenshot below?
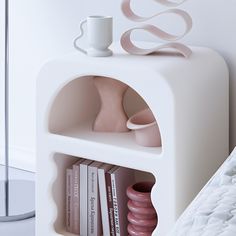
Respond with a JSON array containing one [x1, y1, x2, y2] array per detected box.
[[170, 148, 236, 236]]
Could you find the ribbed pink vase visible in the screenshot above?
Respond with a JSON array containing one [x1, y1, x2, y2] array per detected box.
[[126, 182, 157, 236]]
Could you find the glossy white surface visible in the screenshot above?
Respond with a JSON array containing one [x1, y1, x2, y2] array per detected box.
[[0, 165, 35, 236]]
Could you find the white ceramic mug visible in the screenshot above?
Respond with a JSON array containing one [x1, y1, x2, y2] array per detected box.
[[73, 16, 113, 57]]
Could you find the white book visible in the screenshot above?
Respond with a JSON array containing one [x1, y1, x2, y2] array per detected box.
[[111, 167, 135, 236], [98, 163, 114, 236], [80, 159, 93, 236], [88, 161, 103, 236], [71, 158, 84, 234]]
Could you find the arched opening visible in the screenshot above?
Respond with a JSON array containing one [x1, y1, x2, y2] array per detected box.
[[48, 75, 162, 153]]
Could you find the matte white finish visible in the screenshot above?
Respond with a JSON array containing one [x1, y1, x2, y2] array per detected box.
[[36, 43, 229, 236], [1, 0, 236, 172], [73, 16, 113, 57]]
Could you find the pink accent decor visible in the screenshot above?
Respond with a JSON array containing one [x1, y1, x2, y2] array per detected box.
[[120, 0, 192, 57], [127, 182, 157, 236], [122, 0, 188, 20], [127, 108, 162, 147], [93, 76, 130, 132]]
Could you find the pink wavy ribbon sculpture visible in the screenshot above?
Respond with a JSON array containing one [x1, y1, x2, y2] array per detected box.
[[121, 0, 193, 57]]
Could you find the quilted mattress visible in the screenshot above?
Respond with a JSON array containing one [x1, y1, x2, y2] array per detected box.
[[169, 148, 236, 236]]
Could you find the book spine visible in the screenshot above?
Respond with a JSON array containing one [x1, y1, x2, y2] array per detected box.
[[66, 169, 73, 233], [98, 169, 110, 236], [111, 173, 121, 236], [88, 166, 97, 236], [105, 172, 116, 236], [72, 165, 80, 234], [80, 164, 88, 236]]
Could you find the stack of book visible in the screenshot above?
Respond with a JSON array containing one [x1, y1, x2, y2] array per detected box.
[[66, 159, 135, 236]]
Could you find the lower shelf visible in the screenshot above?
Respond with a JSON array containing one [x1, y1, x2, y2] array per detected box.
[[52, 153, 157, 236], [58, 123, 161, 154]]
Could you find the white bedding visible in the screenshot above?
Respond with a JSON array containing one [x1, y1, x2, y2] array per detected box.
[[169, 148, 236, 236]]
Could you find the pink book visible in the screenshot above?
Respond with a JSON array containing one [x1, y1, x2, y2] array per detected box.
[[66, 168, 73, 233]]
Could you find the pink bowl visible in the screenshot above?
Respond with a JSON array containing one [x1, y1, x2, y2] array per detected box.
[[127, 108, 162, 147]]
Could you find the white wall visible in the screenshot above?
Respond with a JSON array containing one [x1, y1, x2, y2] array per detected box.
[[0, 0, 235, 172], [0, 0, 5, 166]]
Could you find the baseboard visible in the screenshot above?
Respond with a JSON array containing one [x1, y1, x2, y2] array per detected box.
[[0, 146, 36, 172]]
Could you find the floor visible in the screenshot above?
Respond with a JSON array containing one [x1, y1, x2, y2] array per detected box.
[[0, 165, 35, 236]]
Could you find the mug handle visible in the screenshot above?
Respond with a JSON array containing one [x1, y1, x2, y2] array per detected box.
[[73, 19, 87, 54]]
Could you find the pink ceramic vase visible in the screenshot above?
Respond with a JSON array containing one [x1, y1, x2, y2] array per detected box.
[[127, 108, 161, 147], [126, 182, 157, 236], [93, 76, 130, 132]]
